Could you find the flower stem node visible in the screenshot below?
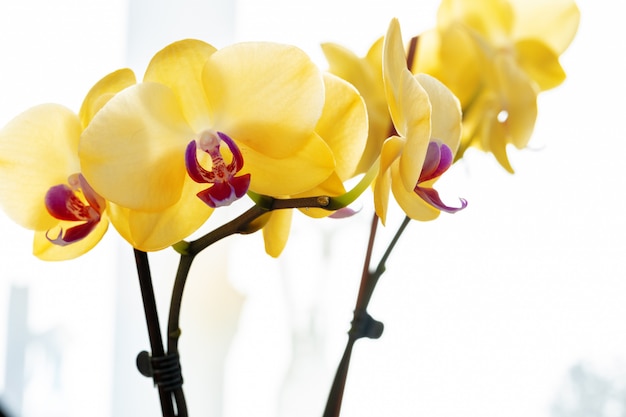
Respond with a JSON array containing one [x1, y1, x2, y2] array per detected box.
[[317, 196, 330, 207], [136, 350, 184, 393], [44, 173, 105, 246], [349, 308, 384, 340], [185, 130, 251, 208]]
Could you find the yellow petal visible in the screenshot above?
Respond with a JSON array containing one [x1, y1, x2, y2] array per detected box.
[[411, 29, 440, 76], [144, 39, 217, 132], [0, 104, 81, 230], [322, 42, 375, 93], [33, 215, 109, 261], [415, 73, 462, 153], [438, 0, 514, 43], [316, 73, 368, 180], [323, 38, 390, 175], [107, 177, 213, 251], [420, 25, 483, 107], [457, 88, 491, 154], [79, 68, 136, 128], [391, 162, 440, 221], [397, 70, 431, 192], [243, 133, 336, 197], [80, 82, 195, 211], [515, 39, 566, 91], [383, 20, 434, 190], [383, 18, 410, 137], [374, 135, 404, 225], [495, 54, 538, 150], [488, 122, 516, 174], [365, 36, 385, 77], [510, 0, 580, 54], [203, 42, 324, 158], [262, 209, 293, 258]]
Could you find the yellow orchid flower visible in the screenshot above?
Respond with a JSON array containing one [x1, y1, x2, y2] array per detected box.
[[0, 69, 136, 260], [322, 37, 388, 175], [261, 72, 369, 257], [413, 0, 580, 171], [375, 19, 466, 224], [79, 39, 337, 251]]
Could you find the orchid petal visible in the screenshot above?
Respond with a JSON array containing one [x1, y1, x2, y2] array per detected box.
[[390, 163, 439, 221], [511, 0, 580, 54], [107, 178, 213, 252], [0, 104, 81, 230], [438, 0, 514, 42], [515, 39, 567, 91], [383, 21, 433, 191], [144, 39, 217, 132], [383, 18, 411, 138], [262, 209, 293, 258], [80, 82, 196, 211], [203, 42, 324, 158], [79, 68, 136, 128], [374, 136, 404, 224], [316, 73, 368, 180], [415, 73, 462, 153], [397, 70, 432, 192], [495, 54, 538, 149], [243, 133, 336, 197], [322, 38, 389, 174]]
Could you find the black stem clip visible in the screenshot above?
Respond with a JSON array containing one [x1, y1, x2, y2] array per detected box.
[[137, 351, 184, 393], [348, 309, 384, 340]]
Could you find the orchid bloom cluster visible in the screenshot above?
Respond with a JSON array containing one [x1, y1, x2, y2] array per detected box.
[[0, 0, 579, 262]]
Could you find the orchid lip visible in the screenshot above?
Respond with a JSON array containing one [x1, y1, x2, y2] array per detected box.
[[44, 173, 105, 245], [414, 140, 467, 213], [185, 130, 251, 208]]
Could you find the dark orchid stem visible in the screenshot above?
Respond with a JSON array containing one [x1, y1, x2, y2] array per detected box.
[[156, 196, 336, 414], [133, 249, 179, 417], [368, 215, 411, 296], [322, 338, 357, 417], [323, 214, 412, 417], [166, 195, 334, 354], [323, 214, 381, 417]]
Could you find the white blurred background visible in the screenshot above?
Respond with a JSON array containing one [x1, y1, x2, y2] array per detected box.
[[0, 0, 625, 416]]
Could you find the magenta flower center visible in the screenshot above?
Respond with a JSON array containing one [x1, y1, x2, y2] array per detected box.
[[44, 173, 105, 246], [185, 130, 251, 208]]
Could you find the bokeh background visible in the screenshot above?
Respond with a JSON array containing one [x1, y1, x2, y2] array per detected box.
[[0, 0, 625, 416]]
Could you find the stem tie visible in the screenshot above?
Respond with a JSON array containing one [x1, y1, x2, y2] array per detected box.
[[137, 351, 184, 392], [349, 309, 384, 340]]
